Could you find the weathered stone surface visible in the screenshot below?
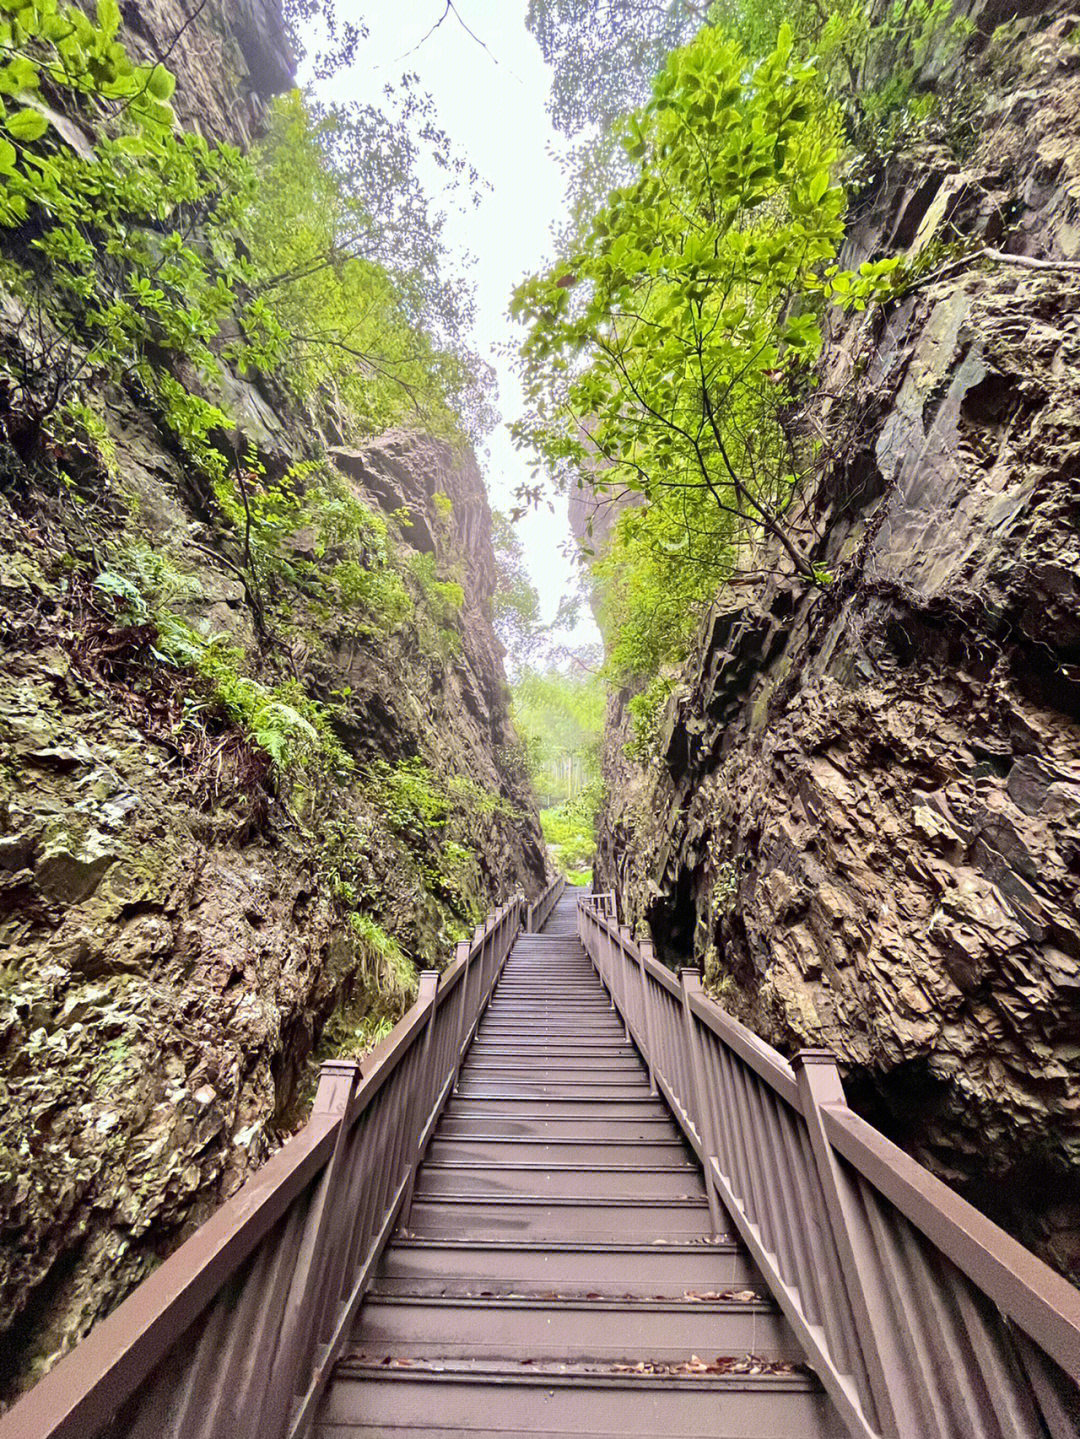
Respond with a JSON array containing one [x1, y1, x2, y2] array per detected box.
[[597, 5, 1080, 1279], [0, 420, 547, 1397], [116, 0, 295, 147], [0, 4, 547, 1402]]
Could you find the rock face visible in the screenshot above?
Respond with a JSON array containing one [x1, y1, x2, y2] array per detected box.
[[117, 0, 295, 146], [0, 421, 547, 1397], [596, 6, 1080, 1279], [0, 2, 546, 1402]]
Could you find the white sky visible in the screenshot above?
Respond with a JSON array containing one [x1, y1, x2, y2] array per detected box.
[[308, 1, 599, 648]]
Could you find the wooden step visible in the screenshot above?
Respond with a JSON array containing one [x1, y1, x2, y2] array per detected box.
[[435, 1113, 680, 1140], [460, 1064, 645, 1080], [317, 1362, 843, 1438], [405, 1194, 716, 1241], [425, 1137, 691, 1166], [375, 1239, 763, 1297], [443, 1097, 670, 1119], [352, 1293, 800, 1362], [454, 1082, 654, 1100], [416, 1163, 706, 1200]]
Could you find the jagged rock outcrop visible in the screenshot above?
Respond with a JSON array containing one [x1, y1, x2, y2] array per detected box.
[[0, 2, 546, 1403], [596, 6, 1080, 1279], [0, 419, 547, 1397]]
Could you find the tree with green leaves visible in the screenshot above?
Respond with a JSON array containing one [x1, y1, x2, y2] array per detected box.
[[0, 0, 495, 491], [491, 510, 544, 671], [247, 90, 494, 443], [512, 661, 605, 880], [513, 23, 899, 692], [526, 0, 711, 136], [512, 665, 604, 806]]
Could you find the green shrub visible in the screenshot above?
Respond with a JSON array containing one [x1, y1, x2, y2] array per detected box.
[[348, 912, 417, 1002], [92, 547, 350, 788], [408, 551, 464, 625], [625, 677, 674, 763], [369, 757, 451, 836], [332, 561, 413, 632], [540, 782, 601, 878]]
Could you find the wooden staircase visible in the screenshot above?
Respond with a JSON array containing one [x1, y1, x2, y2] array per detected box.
[[314, 892, 847, 1437], [4, 883, 1077, 1439]]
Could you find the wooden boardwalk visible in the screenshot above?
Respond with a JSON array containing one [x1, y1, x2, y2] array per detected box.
[[316, 891, 845, 1436]]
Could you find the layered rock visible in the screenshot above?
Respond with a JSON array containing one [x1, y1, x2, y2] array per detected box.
[[0, 420, 546, 1397], [596, 6, 1080, 1278]]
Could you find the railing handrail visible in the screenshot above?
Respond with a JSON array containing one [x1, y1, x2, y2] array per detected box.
[[525, 873, 566, 932], [577, 895, 1080, 1437], [823, 1103, 1080, 1376], [0, 893, 525, 1439]]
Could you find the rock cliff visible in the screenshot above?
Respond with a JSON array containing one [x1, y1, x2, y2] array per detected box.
[[0, 0, 545, 1400], [595, 4, 1080, 1279]]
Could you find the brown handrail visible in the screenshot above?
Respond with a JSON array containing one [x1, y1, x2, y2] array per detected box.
[[525, 873, 566, 932], [576, 893, 1080, 1439], [0, 894, 525, 1439]]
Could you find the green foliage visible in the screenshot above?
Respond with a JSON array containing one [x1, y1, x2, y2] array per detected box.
[[512, 666, 604, 808], [408, 551, 464, 627], [332, 560, 413, 631], [93, 540, 202, 622], [347, 912, 417, 1002], [366, 757, 502, 926], [514, 25, 900, 693], [625, 675, 676, 763], [707, 0, 974, 159], [540, 780, 602, 881], [246, 91, 494, 443], [183, 647, 352, 786], [0, 0, 178, 162], [206, 454, 421, 640], [369, 757, 451, 839], [530, 0, 973, 159], [491, 510, 543, 670], [91, 543, 351, 789], [594, 500, 731, 687], [0, 10, 490, 510], [0, 0, 260, 457], [526, 0, 710, 135]]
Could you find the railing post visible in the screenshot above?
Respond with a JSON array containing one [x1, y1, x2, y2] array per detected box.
[[398, 971, 441, 1228], [617, 925, 636, 1042], [637, 935, 659, 1095], [793, 1049, 916, 1439], [451, 937, 472, 1093], [259, 1058, 360, 1438], [678, 969, 726, 1240]]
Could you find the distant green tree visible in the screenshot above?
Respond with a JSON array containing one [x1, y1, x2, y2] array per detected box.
[[512, 666, 604, 807], [526, 0, 711, 135], [491, 511, 544, 670]]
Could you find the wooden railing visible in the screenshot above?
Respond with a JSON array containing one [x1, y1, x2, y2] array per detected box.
[[0, 895, 524, 1439], [525, 873, 566, 932], [578, 893, 1080, 1439]]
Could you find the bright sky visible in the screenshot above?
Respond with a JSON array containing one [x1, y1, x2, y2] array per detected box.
[[309, 1, 600, 649]]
